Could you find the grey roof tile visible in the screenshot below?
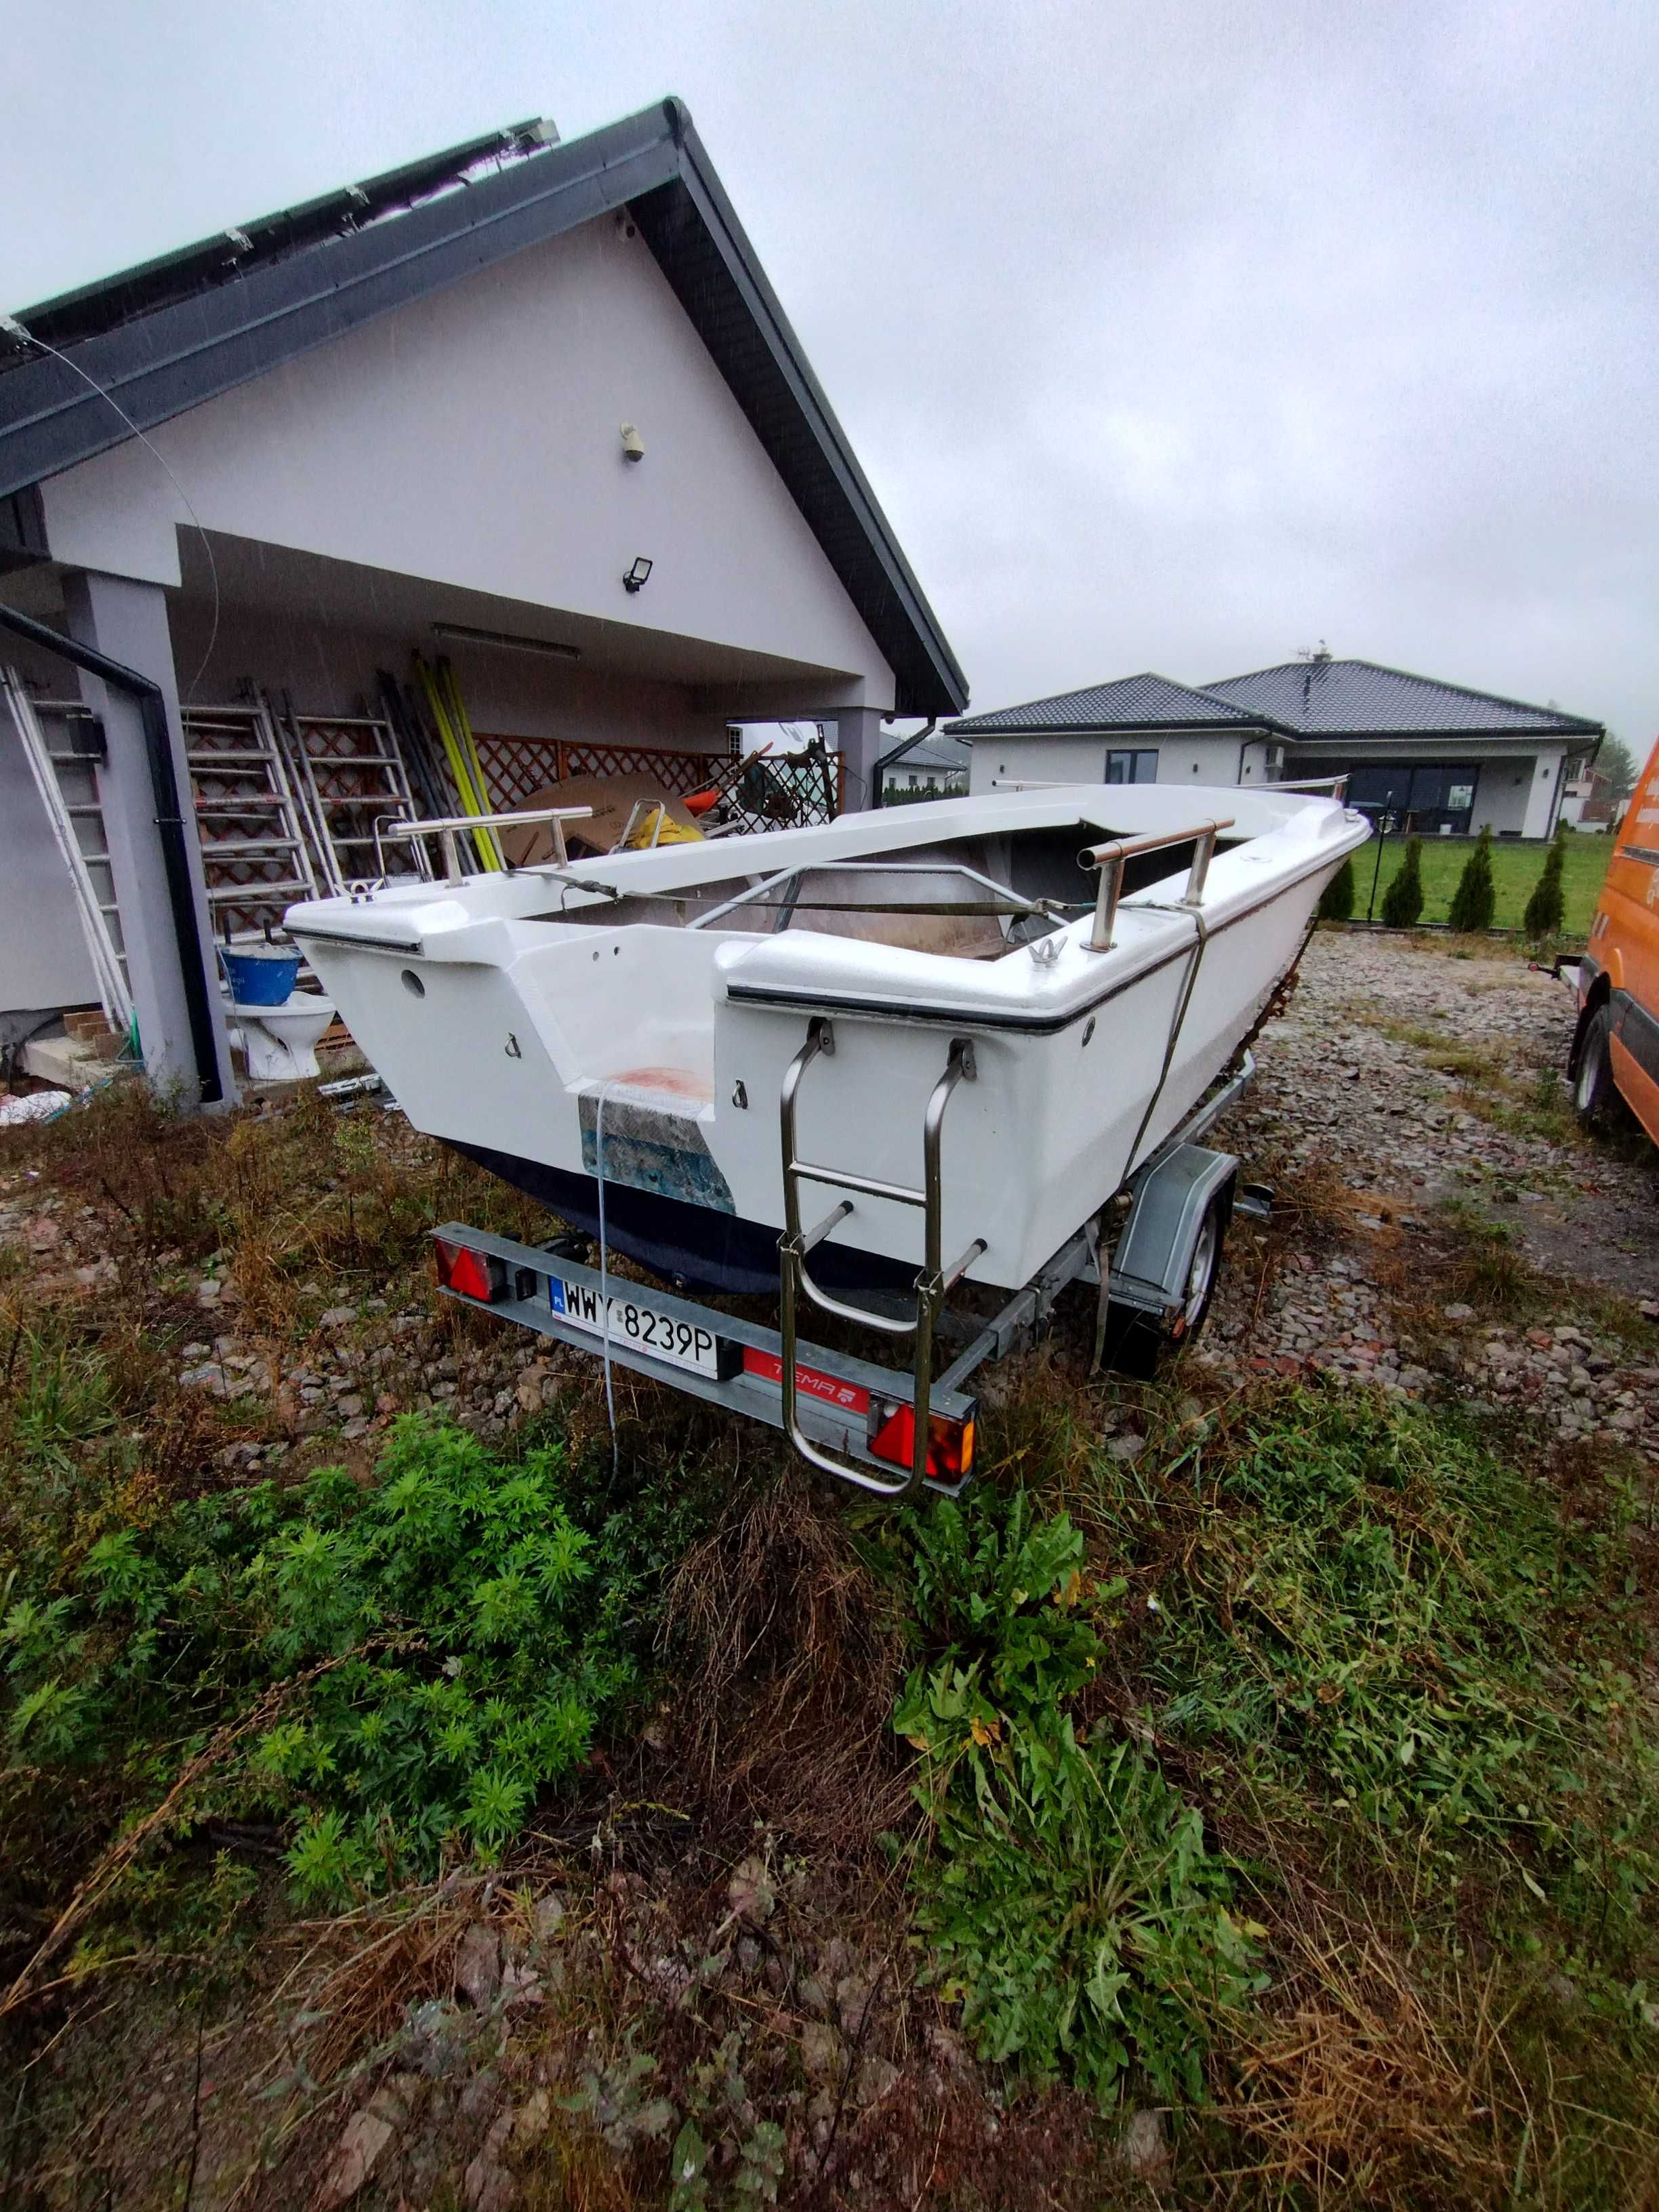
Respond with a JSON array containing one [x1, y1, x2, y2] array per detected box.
[[1204, 659, 1601, 738], [947, 671, 1275, 735]]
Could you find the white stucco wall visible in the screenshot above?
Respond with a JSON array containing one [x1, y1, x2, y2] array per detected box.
[[0, 712, 102, 1015], [1469, 758, 1534, 835], [1524, 747, 1567, 838], [968, 729, 1574, 835], [169, 603, 724, 753], [968, 734, 1104, 793], [1469, 751, 1564, 838], [1155, 732, 1250, 786], [965, 727, 1273, 796], [38, 214, 896, 707]]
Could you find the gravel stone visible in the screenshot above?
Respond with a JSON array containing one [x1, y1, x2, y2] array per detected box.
[[1201, 934, 1657, 1466]]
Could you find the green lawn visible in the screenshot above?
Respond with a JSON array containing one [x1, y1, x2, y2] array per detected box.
[[1353, 830, 1613, 933]]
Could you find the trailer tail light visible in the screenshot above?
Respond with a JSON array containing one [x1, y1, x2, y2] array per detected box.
[[433, 1237, 506, 1304], [868, 1401, 977, 1485]]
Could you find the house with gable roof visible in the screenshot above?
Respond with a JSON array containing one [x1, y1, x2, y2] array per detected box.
[[0, 100, 965, 1098], [950, 653, 1602, 840]]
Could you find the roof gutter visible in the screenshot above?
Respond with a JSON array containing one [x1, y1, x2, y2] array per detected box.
[[947, 714, 1296, 741], [0, 601, 223, 1105]]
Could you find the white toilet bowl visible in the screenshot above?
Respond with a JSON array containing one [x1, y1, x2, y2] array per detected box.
[[229, 989, 336, 1081]]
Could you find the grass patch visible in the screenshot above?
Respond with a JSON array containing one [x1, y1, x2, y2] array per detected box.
[[1357, 834, 1612, 933], [1147, 1394, 1657, 1919], [3, 1084, 1658, 2204], [1435, 1206, 1550, 1316], [1038, 1384, 1659, 2200], [0, 1077, 545, 1339]]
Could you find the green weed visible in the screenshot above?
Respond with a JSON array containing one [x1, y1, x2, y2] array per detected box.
[[1437, 1206, 1544, 1315], [5, 1329, 115, 1483], [869, 1489, 1264, 2106], [0, 1416, 697, 1912]]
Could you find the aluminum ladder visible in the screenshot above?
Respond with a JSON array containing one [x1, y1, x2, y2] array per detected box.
[[182, 700, 320, 942], [279, 710, 429, 896]]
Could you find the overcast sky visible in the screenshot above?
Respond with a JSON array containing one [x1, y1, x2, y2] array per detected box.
[[4, 1, 1654, 745]]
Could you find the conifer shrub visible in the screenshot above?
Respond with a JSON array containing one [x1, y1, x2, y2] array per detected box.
[[1522, 824, 1568, 940], [1379, 836, 1425, 928], [1316, 855, 1355, 922], [1448, 825, 1496, 933]]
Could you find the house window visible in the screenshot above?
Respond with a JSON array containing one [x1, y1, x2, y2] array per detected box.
[[1105, 748, 1159, 785], [1345, 762, 1480, 835]]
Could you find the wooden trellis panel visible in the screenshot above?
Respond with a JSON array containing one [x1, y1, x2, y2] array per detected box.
[[472, 734, 845, 830]]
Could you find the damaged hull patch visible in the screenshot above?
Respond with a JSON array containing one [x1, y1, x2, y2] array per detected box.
[[579, 1086, 735, 1214]]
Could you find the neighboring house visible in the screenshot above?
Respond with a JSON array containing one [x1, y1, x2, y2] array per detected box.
[[951, 653, 1602, 840], [880, 731, 970, 798], [0, 100, 966, 1096], [1559, 752, 1622, 832]]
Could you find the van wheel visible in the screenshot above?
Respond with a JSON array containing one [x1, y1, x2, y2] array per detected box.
[[1574, 1006, 1620, 1131]]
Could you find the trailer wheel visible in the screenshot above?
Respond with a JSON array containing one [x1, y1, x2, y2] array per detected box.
[[1185, 1203, 1221, 1336], [1177, 1192, 1226, 1339], [1100, 1183, 1232, 1378]]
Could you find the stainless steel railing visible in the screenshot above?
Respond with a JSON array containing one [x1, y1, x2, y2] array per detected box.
[[1076, 818, 1234, 951], [376, 805, 594, 882]]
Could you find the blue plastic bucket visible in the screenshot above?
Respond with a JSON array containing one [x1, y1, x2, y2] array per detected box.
[[220, 947, 302, 1006]]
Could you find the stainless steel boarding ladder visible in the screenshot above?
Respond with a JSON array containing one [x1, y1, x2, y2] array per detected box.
[[778, 1018, 986, 1498]]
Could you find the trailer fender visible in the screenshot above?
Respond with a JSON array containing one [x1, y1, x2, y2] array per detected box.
[[1110, 1141, 1240, 1337]]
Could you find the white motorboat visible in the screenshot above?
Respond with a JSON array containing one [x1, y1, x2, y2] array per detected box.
[[285, 781, 1369, 1307]]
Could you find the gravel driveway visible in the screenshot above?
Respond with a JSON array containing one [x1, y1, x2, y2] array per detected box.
[[1202, 931, 1659, 1462]]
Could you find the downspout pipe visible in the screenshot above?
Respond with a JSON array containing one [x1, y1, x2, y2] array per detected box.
[[872, 717, 937, 806], [0, 600, 224, 1105]]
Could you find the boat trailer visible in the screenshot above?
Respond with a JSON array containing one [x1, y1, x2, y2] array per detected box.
[[430, 1052, 1268, 1502]]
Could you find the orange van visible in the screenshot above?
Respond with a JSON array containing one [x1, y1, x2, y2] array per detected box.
[[1571, 735, 1659, 1144]]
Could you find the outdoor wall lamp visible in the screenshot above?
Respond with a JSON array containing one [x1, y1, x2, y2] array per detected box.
[[623, 556, 653, 594]]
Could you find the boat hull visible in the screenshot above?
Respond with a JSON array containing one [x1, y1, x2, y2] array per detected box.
[[289, 783, 1369, 1290]]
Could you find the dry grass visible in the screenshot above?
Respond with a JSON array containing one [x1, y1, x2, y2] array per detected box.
[[5, 1029, 1657, 2209], [1207, 1904, 1659, 2211], [261, 1869, 518, 2085], [660, 1477, 913, 1856], [1218, 1918, 1510, 2202]]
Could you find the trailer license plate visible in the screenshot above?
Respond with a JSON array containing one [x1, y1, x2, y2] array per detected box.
[[545, 1275, 726, 1378]]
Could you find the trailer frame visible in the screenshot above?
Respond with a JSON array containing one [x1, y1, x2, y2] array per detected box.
[[431, 1052, 1265, 1500]]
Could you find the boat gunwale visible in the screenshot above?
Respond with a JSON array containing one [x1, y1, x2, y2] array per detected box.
[[718, 840, 1361, 1033], [285, 786, 1351, 920]]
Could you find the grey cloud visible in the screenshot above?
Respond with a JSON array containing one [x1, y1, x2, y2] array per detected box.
[[4, 0, 1653, 739]]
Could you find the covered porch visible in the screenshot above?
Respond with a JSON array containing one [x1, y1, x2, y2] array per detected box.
[[0, 531, 886, 1105]]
